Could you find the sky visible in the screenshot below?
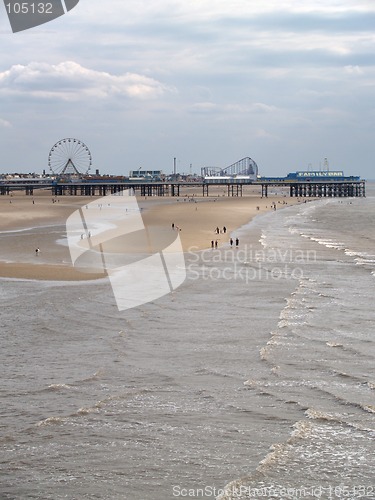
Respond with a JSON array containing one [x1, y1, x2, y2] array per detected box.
[[0, 0, 374, 178]]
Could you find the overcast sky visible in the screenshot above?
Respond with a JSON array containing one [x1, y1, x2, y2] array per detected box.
[[0, 0, 374, 177]]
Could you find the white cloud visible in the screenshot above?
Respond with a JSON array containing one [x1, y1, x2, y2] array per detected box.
[[255, 128, 280, 140], [0, 118, 11, 128], [344, 65, 364, 75], [188, 102, 277, 115], [0, 61, 175, 101], [188, 102, 218, 114]]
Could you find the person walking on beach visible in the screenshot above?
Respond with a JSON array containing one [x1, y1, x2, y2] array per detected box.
[[235, 238, 239, 247], [211, 240, 214, 248], [35, 248, 40, 255], [223, 226, 227, 234], [230, 238, 233, 247], [215, 240, 218, 248]]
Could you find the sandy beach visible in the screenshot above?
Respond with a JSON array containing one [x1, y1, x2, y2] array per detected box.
[[0, 187, 301, 281]]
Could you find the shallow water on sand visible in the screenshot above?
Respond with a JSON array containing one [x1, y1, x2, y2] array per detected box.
[[1, 187, 374, 499]]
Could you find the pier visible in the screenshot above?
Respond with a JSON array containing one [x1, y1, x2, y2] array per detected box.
[[0, 177, 366, 198], [260, 180, 365, 198], [0, 170, 366, 198], [51, 181, 187, 197]]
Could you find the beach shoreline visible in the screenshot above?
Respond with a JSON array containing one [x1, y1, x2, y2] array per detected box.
[[0, 188, 305, 281]]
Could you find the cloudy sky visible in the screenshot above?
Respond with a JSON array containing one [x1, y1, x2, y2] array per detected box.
[[0, 0, 374, 178]]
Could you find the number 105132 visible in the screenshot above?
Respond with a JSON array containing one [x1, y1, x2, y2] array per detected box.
[[5, 2, 53, 14]]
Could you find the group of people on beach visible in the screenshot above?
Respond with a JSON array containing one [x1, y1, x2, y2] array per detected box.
[[170, 220, 239, 250], [211, 223, 239, 249], [211, 237, 239, 248]]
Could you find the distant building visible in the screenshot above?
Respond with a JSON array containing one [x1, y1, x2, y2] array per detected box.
[[129, 170, 164, 181], [259, 171, 361, 183], [294, 170, 344, 179], [287, 171, 360, 181]]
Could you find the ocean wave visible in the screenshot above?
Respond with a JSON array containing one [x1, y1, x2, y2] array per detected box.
[[243, 379, 258, 388], [76, 369, 105, 384], [290, 420, 314, 440], [259, 231, 268, 248], [76, 406, 99, 416], [46, 383, 74, 391], [217, 420, 320, 500], [305, 408, 343, 423], [218, 416, 374, 499], [309, 236, 346, 250], [36, 416, 66, 426], [305, 403, 375, 431], [355, 257, 375, 267], [326, 341, 343, 348], [194, 367, 233, 378], [257, 442, 289, 473], [361, 405, 375, 414], [259, 346, 271, 361], [345, 250, 375, 258]]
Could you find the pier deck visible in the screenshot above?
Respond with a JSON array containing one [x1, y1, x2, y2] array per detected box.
[[0, 178, 366, 198]]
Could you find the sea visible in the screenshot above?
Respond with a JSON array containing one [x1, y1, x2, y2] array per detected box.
[[1, 185, 374, 500]]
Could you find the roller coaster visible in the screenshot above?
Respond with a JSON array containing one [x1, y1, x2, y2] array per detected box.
[[201, 157, 258, 180]]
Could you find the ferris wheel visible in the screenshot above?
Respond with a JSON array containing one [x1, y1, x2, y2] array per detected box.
[[48, 138, 92, 177]]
